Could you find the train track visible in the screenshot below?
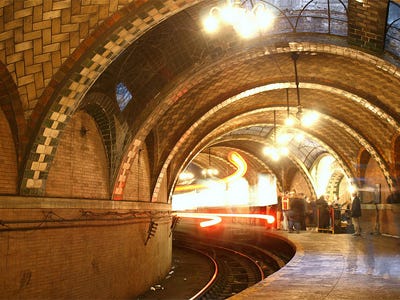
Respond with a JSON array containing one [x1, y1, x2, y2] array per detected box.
[[174, 231, 289, 299]]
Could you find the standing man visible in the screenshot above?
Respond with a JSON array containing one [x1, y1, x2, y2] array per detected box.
[[281, 193, 290, 231], [351, 192, 362, 236], [289, 196, 303, 233]]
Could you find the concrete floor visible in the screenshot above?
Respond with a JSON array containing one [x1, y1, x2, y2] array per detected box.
[[231, 230, 400, 300]]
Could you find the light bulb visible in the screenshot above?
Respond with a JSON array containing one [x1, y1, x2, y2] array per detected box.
[[302, 111, 319, 127], [234, 12, 258, 38], [254, 6, 274, 30], [220, 5, 244, 25], [285, 116, 296, 126], [203, 14, 219, 33]]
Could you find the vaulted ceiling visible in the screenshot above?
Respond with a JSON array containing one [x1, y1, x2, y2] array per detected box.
[[3, 0, 399, 199], [83, 1, 400, 197]]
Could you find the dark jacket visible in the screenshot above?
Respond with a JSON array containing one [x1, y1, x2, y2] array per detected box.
[[289, 197, 305, 221], [351, 196, 362, 218]]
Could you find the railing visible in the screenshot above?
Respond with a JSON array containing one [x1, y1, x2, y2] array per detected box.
[[317, 207, 352, 234]]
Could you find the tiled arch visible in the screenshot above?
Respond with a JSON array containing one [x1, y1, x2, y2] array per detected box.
[[147, 79, 396, 203], [162, 106, 355, 203], [19, 0, 197, 195], [0, 62, 27, 165], [326, 171, 346, 199], [392, 134, 400, 187], [120, 42, 400, 201], [81, 101, 116, 185], [18, 4, 400, 199]]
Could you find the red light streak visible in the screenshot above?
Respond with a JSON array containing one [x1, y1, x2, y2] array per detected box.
[[174, 212, 275, 227], [175, 212, 222, 227]]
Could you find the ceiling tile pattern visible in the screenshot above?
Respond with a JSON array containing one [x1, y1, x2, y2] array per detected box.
[[1, 0, 399, 196]]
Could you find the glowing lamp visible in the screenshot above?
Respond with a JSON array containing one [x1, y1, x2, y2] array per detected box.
[[203, 14, 219, 33], [203, 0, 275, 38]]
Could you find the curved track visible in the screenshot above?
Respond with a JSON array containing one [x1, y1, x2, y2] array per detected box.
[[174, 229, 292, 299]]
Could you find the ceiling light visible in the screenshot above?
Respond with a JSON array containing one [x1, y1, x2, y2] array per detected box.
[[203, 0, 275, 38], [285, 53, 319, 128], [179, 172, 194, 181], [277, 132, 292, 145], [302, 111, 320, 127], [264, 110, 289, 161], [202, 148, 219, 178]]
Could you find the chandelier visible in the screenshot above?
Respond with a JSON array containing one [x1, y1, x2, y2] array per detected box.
[[202, 0, 275, 38], [285, 52, 319, 128], [178, 171, 195, 185], [263, 110, 289, 161]]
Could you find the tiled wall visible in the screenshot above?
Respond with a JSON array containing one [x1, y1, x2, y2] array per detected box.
[[0, 205, 172, 298]]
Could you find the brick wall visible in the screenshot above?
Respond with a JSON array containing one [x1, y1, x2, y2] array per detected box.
[[360, 204, 400, 237], [289, 170, 312, 198], [0, 1, 135, 119], [0, 108, 17, 194], [45, 111, 109, 199], [0, 206, 172, 298], [123, 147, 151, 201], [364, 157, 390, 203], [379, 204, 400, 236], [359, 157, 398, 236], [157, 174, 169, 203], [348, 0, 389, 53]]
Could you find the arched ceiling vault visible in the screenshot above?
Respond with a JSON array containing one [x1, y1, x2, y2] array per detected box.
[[162, 97, 394, 199], [15, 0, 400, 199], [168, 116, 341, 199], [134, 48, 400, 199], [213, 138, 318, 197]]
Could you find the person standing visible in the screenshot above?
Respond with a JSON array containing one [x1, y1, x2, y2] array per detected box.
[[351, 192, 362, 236], [289, 197, 303, 233], [281, 193, 290, 231], [316, 195, 330, 229]]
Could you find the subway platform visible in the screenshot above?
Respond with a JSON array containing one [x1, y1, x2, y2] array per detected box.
[[231, 229, 400, 300]]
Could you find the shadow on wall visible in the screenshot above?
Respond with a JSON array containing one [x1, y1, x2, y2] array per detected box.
[[386, 191, 400, 204]]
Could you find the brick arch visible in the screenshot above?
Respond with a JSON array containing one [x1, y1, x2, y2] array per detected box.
[[174, 117, 354, 197], [392, 134, 400, 188], [134, 48, 398, 202], [151, 89, 387, 204], [80, 92, 121, 186], [0, 108, 18, 194], [122, 146, 151, 201], [0, 62, 27, 167], [17, 4, 399, 198], [281, 156, 317, 200], [45, 110, 110, 199], [166, 126, 323, 204], [20, 0, 193, 195], [326, 171, 345, 200], [357, 149, 371, 188], [170, 147, 283, 199]]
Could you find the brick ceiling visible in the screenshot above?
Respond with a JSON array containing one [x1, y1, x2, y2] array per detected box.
[[86, 2, 400, 195], [1, 0, 399, 197]]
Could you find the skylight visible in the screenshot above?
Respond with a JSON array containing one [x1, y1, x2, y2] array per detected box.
[[116, 83, 133, 111]]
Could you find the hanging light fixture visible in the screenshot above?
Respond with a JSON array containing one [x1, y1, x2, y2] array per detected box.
[[283, 88, 305, 142], [202, 0, 275, 38], [284, 89, 296, 127], [178, 170, 195, 185], [285, 52, 319, 128], [263, 110, 289, 161], [201, 148, 219, 177]]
